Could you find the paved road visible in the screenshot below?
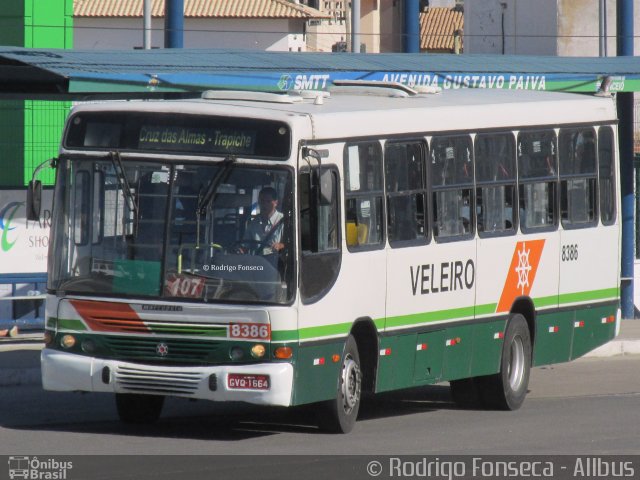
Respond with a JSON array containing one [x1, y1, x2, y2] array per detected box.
[[1, 355, 639, 457]]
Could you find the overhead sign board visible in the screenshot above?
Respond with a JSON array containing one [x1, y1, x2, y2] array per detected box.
[[68, 70, 633, 96]]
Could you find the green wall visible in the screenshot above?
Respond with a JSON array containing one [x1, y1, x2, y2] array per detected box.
[[0, 0, 73, 187]]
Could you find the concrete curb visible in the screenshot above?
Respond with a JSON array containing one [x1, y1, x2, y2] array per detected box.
[[584, 340, 640, 357]]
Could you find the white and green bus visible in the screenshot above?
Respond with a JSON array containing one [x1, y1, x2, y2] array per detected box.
[[35, 83, 620, 433]]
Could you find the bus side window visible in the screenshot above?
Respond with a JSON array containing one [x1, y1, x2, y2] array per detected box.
[[559, 128, 597, 228], [73, 170, 90, 246], [430, 135, 474, 241], [384, 140, 428, 246], [344, 141, 384, 250], [92, 170, 104, 245], [518, 130, 558, 232], [475, 132, 516, 236], [299, 165, 341, 303], [598, 126, 616, 226]]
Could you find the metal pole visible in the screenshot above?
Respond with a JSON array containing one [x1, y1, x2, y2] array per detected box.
[[351, 0, 360, 53], [599, 0, 605, 56], [403, 0, 420, 53], [143, 0, 152, 50], [635, 162, 640, 258], [164, 0, 184, 48], [617, 0, 634, 319], [603, 0, 608, 56]]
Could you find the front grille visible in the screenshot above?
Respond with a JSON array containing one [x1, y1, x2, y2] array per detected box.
[[91, 317, 228, 337], [103, 336, 223, 364], [115, 365, 203, 395], [69, 299, 228, 336]]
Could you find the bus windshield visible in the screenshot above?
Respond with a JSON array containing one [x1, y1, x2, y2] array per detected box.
[[48, 157, 295, 304]]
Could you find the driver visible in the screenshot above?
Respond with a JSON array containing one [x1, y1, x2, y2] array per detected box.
[[241, 187, 284, 256]]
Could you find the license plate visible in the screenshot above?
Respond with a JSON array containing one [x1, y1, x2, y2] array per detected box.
[[227, 374, 270, 390]]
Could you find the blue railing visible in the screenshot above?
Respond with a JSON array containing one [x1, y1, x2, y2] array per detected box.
[[0, 273, 47, 331]]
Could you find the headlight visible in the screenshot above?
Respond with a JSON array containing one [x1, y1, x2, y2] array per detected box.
[[81, 338, 97, 354], [230, 346, 244, 361], [251, 344, 266, 358], [60, 335, 76, 349]]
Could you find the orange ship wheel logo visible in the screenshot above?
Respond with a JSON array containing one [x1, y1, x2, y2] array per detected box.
[[515, 242, 534, 294], [497, 239, 545, 313]]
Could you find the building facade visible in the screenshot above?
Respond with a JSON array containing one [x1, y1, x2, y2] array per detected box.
[[464, 0, 640, 56], [306, 0, 461, 53], [74, 0, 329, 51]]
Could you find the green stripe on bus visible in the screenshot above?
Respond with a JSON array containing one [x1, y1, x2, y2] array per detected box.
[[273, 317, 386, 342], [385, 305, 475, 329], [290, 287, 618, 342], [299, 322, 352, 340], [475, 303, 498, 316], [558, 288, 618, 304], [57, 318, 87, 331], [51, 286, 619, 343], [533, 288, 618, 309], [533, 295, 558, 308]]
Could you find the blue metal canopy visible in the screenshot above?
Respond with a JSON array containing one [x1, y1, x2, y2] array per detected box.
[[1, 46, 640, 98]]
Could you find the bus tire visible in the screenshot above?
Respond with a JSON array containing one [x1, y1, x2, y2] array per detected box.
[[479, 314, 531, 410], [450, 377, 482, 408], [115, 393, 165, 424], [317, 335, 362, 433]]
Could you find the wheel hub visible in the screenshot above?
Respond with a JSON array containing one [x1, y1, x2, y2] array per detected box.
[[508, 335, 525, 391], [341, 354, 361, 414]]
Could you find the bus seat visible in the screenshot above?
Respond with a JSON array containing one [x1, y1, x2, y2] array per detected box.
[[346, 222, 368, 247]]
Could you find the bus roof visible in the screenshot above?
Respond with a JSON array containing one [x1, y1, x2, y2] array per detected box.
[[73, 88, 617, 141]]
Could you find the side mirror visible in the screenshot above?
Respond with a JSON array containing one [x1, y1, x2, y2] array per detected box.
[[318, 169, 334, 206], [27, 180, 42, 221]]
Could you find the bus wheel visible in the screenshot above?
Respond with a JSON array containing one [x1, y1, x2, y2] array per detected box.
[[318, 335, 362, 433], [479, 314, 531, 410], [449, 378, 482, 408], [115, 393, 165, 424]]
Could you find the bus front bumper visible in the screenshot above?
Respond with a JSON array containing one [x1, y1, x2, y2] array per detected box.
[[41, 348, 293, 407]]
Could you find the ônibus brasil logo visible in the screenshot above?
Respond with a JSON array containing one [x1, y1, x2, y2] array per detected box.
[[8, 455, 73, 479], [0, 202, 23, 252]]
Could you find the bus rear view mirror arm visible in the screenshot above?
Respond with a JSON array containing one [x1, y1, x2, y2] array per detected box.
[[26, 158, 55, 221], [27, 180, 42, 221], [302, 147, 332, 205]]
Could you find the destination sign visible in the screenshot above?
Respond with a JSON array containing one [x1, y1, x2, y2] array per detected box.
[[138, 126, 257, 155], [64, 112, 291, 159]]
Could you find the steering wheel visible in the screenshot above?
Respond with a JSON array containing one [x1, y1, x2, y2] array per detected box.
[[233, 239, 266, 255]]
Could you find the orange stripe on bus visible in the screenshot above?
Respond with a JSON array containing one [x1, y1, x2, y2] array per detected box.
[[69, 299, 149, 333], [496, 239, 545, 313]]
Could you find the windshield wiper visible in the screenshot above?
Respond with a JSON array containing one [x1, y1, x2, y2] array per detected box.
[[109, 151, 138, 221], [195, 156, 236, 248], [197, 156, 236, 215]]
